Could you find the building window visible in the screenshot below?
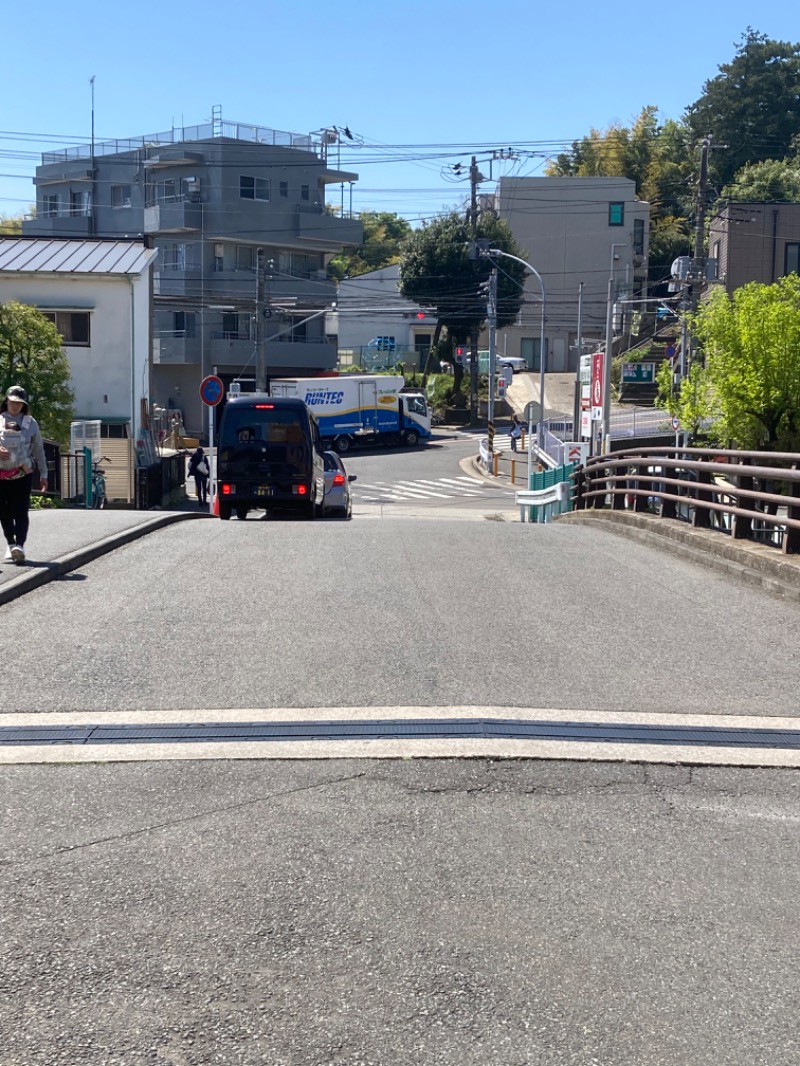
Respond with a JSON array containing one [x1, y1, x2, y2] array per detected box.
[[287, 315, 307, 342], [181, 176, 200, 202], [785, 243, 800, 277], [41, 311, 91, 346], [42, 194, 59, 218], [173, 312, 196, 338], [70, 190, 90, 217], [633, 218, 644, 256], [300, 184, 310, 201], [278, 251, 315, 278], [156, 179, 177, 203], [609, 202, 624, 226], [240, 176, 270, 201], [160, 243, 192, 271], [111, 184, 132, 208], [217, 312, 251, 341], [236, 246, 255, 272], [280, 181, 288, 198]]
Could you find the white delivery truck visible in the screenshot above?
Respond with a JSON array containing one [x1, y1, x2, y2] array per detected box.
[[269, 374, 431, 453]]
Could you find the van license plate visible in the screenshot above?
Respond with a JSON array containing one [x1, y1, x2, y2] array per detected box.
[[256, 485, 273, 496]]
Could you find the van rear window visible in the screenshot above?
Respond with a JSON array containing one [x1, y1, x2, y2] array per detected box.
[[220, 407, 308, 449]]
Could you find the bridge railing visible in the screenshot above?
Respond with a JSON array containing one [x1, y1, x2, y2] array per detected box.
[[573, 447, 800, 555]]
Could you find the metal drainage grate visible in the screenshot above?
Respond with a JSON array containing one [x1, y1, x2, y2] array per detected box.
[[2, 718, 800, 749]]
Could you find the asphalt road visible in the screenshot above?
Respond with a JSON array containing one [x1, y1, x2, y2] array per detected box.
[[4, 439, 800, 1064], [3, 759, 800, 1065], [3, 498, 799, 715]]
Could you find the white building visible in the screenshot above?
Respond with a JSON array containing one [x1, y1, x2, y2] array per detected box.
[[331, 264, 437, 368], [0, 237, 157, 502]]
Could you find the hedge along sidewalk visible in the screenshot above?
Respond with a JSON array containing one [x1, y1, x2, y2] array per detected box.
[[0, 510, 210, 605]]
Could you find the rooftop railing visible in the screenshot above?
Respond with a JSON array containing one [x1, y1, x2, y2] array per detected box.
[[42, 120, 322, 164]]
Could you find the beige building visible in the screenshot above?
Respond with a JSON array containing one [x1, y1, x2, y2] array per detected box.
[[491, 177, 650, 372], [708, 201, 800, 294]]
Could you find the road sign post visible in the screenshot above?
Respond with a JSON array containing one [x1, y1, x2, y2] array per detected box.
[[200, 374, 224, 514], [524, 400, 543, 485]]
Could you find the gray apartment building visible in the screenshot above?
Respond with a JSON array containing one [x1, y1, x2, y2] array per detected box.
[[493, 177, 650, 372], [24, 113, 362, 436]]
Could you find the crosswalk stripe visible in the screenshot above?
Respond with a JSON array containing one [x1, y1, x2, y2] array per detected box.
[[353, 475, 516, 503], [359, 482, 440, 500], [395, 481, 452, 498]]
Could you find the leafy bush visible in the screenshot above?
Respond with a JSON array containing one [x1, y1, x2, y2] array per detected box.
[[30, 494, 65, 510]]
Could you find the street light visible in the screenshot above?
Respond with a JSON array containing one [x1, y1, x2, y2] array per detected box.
[[601, 243, 626, 451], [482, 248, 547, 445]]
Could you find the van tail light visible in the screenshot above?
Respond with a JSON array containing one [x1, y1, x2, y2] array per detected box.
[[221, 483, 233, 495], [294, 484, 308, 496], [332, 473, 345, 486]]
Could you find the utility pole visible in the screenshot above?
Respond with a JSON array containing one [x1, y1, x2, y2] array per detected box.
[[486, 267, 498, 455], [601, 244, 626, 452], [685, 135, 712, 374], [573, 282, 584, 442], [469, 156, 482, 424], [255, 248, 267, 391]]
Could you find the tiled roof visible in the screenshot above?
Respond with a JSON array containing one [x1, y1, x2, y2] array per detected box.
[[0, 239, 156, 275]]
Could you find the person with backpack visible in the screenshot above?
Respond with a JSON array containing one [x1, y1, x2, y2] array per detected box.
[[187, 446, 210, 507], [509, 413, 523, 453]]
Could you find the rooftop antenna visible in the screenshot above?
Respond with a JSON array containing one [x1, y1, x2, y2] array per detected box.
[[89, 75, 96, 237]]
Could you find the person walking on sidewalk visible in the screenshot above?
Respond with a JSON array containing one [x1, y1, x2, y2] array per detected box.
[[509, 413, 523, 453], [0, 385, 48, 565], [187, 446, 210, 506]]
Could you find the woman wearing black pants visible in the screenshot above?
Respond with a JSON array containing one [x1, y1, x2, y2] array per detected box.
[[0, 385, 48, 566]]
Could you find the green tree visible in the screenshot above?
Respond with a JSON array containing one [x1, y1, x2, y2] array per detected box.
[[0, 301, 75, 444], [721, 158, 800, 201], [0, 211, 28, 235], [327, 211, 413, 281], [648, 214, 693, 291], [685, 29, 800, 188], [656, 358, 714, 439], [398, 211, 526, 394], [691, 276, 800, 450]]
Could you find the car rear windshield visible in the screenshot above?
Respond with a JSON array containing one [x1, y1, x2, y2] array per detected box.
[[220, 406, 310, 467]]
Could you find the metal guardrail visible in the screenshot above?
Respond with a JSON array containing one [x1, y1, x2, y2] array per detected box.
[[516, 482, 571, 523], [575, 447, 800, 555]]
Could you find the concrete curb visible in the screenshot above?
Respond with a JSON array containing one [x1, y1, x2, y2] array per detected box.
[[557, 509, 800, 602], [0, 511, 210, 607]]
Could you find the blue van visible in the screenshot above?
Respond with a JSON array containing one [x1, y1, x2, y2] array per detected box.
[[216, 395, 325, 520]]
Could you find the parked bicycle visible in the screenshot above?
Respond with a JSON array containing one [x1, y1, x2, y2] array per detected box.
[[91, 457, 110, 509]]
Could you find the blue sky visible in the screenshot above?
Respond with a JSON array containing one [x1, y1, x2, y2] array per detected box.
[[1, 0, 797, 224]]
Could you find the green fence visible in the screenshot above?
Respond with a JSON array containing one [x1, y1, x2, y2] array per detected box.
[[525, 462, 576, 523]]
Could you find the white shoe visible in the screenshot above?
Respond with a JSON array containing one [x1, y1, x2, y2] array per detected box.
[[10, 545, 25, 565], [3, 545, 12, 563]]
